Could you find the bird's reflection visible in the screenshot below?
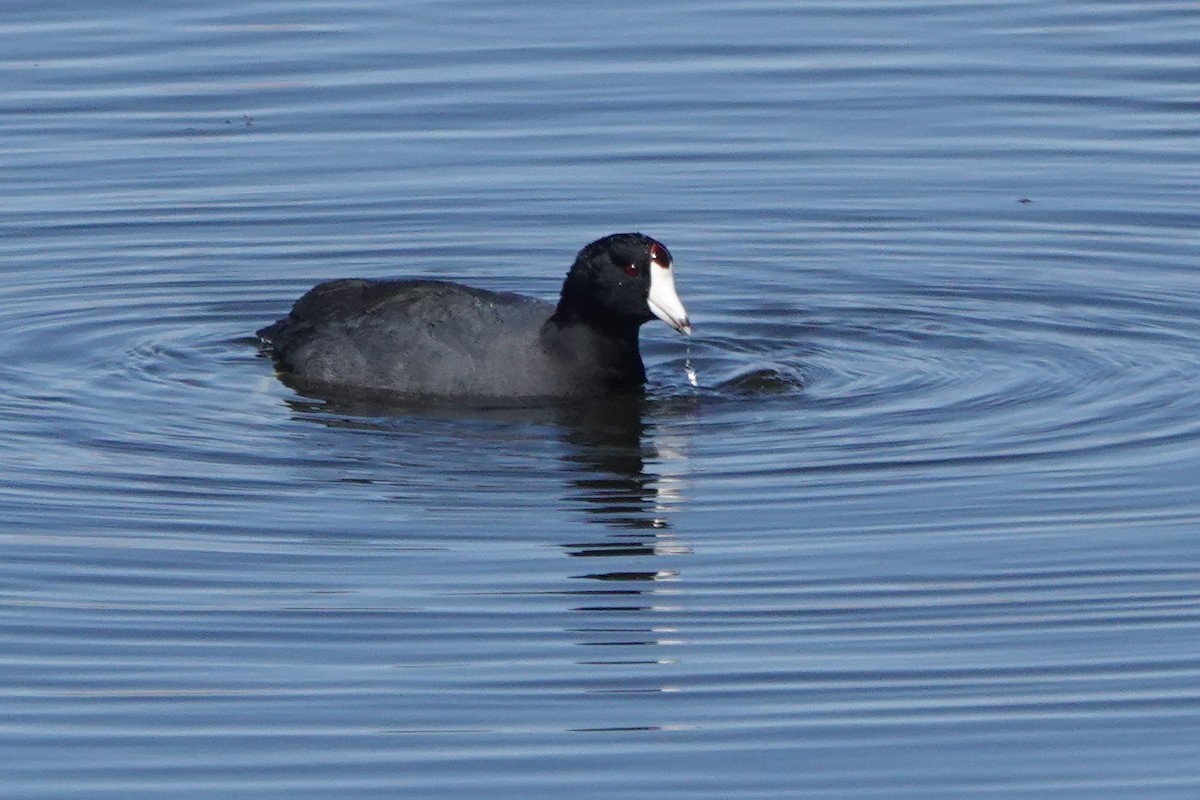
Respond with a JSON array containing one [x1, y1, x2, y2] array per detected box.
[[275, 384, 696, 685], [546, 399, 695, 683], [278, 382, 696, 536], [554, 397, 693, 538]]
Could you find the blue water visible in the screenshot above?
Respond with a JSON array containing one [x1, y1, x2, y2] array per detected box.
[[3, 1, 1200, 797]]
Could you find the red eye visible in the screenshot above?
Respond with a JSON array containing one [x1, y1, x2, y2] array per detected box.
[[624, 263, 639, 277]]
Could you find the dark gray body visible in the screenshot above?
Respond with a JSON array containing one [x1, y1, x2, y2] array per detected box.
[[257, 279, 646, 399]]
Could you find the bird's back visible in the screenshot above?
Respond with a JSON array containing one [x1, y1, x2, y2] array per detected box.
[[259, 279, 581, 397]]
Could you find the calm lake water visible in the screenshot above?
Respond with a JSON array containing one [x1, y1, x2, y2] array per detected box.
[[3, 1, 1199, 797]]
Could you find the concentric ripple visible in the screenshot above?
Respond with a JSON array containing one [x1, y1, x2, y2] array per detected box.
[[670, 229, 1200, 482], [4, 0, 1200, 797], [4, 207, 1198, 541]]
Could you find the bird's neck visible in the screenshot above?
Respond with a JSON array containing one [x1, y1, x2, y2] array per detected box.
[[541, 312, 647, 390]]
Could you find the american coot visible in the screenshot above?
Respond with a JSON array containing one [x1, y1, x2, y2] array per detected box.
[[257, 233, 691, 399]]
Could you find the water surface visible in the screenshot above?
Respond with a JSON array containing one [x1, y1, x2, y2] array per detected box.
[[3, 1, 1200, 797]]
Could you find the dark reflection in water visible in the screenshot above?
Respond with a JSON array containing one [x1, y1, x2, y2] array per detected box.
[[272, 377, 700, 681], [276, 377, 697, 669], [6, 0, 1200, 793], [274, 372, 700, 538], [567, 567, 685, 663], [556, 399, 687, 533]]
